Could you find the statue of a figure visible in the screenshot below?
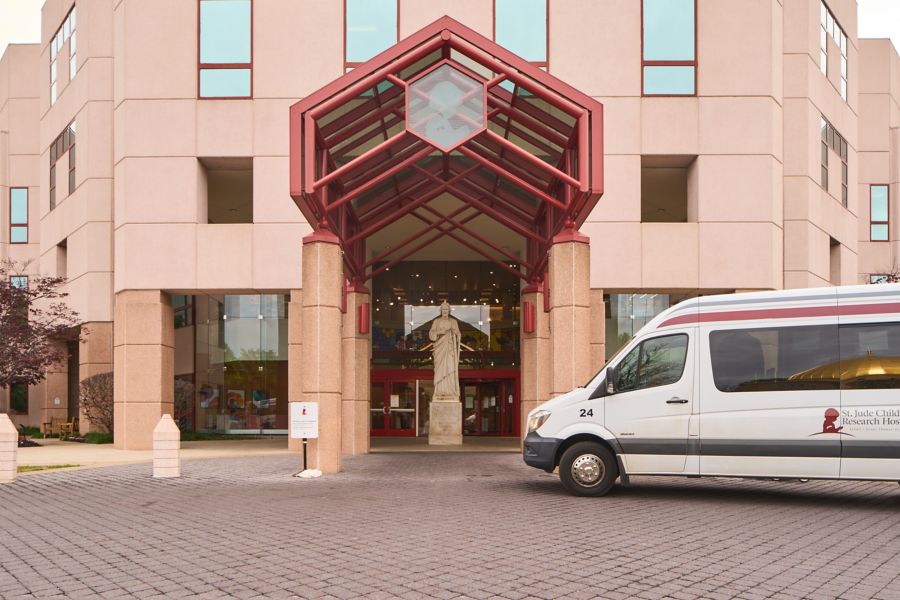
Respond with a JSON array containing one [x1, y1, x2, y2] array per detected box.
[[429, 300, 461, 397]]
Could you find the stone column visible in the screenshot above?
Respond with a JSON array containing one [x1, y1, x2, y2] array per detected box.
[[287, 289, 303, 452], [341, 283, 370, 455], [78, 322, 114, 433], [113, 291, 175, 450], [300, 229, 343, 473], [520, 282, 551, 438], [548, 228, 592, 397], [589, 290, 606, 375]]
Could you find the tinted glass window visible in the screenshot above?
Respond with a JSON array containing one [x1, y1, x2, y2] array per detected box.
[[638, 334, 689, 388], [643, 66, 695, 95], [839, 322, 900, 389], [199, 68, 251, 97], [614, 334, 688, 392], [495, 0, 547, 63], [346, 0, 397, 64], [710, 325, 839, 392], [614, 345, 640, 392]]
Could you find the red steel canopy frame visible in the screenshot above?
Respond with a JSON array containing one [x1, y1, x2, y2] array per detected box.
[[290, 16, 603, 287]]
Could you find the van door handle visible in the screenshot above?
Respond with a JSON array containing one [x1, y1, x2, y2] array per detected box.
[[666, 398, 689, 404]]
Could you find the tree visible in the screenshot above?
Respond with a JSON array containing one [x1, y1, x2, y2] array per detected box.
[[0, 260, 81, 390], [79, 372, 113, 433], [869, 260, 900, 284]]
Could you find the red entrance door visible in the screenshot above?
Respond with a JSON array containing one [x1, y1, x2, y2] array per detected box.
[[462, 380, 517, 436], [370, 381, 417, 436]]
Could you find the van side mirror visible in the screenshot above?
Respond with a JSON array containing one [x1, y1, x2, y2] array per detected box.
[[589, 375, 613, 399], [607, 379, 615, 395]]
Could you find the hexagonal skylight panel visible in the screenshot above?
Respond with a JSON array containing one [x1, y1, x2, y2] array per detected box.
[[407, 64, 486, 152]]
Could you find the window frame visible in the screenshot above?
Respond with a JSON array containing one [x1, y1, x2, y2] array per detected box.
[[641, 0, 698, 97], [820, 116, 848, 206], [344, 0, 400, 72], [9, 187, 28, 244], [870, 184, 890, 242], [9, 275, 29, 289], [820, 1, 848, 101], [197, 0, 254, 99], [492, 0, 550, 70], [49, 4, 76, 106], [49, 121, 75, 210]]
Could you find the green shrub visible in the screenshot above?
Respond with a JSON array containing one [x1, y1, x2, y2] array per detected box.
[[84, 432, 113, 444], [17, 425, 43, 438]]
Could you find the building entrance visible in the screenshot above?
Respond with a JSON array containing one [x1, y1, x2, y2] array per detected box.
[[370, 372, 519, 437]]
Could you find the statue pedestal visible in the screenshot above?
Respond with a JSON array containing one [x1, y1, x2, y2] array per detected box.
[[428, 394, 462, 445]]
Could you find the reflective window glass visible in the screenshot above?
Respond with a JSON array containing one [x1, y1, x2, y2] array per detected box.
[[345, 0, 397, 64], [10, 188, 28, 224], [839, 323, 900, 389], [643, 0, 695, 61], [872, 224, 889, 241], [200, 68, 251, 97], [643, 66, 695, 95], [637, 335, 688, 388], [10, 276, 28, 289], [495, 0, 547, 63], [871, 185, 889, 222], [613, 345, 640, 393], [200, 0, 251, 64], [710, 325, 840, 392]]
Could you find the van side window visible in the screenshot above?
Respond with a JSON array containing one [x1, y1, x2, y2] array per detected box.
[[839, 322, 900, 389], [709, 325, 839, 392], [614, 334, 689, 393]]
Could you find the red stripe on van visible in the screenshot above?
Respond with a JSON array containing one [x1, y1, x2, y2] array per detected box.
[[659, 302, 900, 328]]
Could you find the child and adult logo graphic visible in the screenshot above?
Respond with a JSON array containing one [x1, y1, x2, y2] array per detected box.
[[810, 407, 855, 436]]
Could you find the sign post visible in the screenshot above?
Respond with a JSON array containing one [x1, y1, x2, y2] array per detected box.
[[290, 402, 320, 478]]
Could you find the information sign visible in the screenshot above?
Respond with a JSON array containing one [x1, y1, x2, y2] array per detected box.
[[290, 402, 319, 439]]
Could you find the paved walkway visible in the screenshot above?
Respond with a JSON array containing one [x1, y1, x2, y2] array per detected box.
[[1, 453, 899, 599], [15, 437, 520, 470]]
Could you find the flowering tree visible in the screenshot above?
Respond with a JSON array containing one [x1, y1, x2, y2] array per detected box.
[[79, 372, 114, 433], [0, 260, 81, 390]]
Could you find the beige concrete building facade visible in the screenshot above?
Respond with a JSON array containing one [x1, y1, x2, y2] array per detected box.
[[1, 1, 899, 472]]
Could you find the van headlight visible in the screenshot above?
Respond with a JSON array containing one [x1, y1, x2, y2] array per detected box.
[[527, 410, 551, 434]]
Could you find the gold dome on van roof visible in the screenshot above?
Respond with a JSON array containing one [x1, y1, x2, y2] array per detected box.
[[789, 352, 900, 382]]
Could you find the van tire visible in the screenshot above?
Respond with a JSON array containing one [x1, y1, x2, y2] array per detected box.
[[559, 442, 618, 497]]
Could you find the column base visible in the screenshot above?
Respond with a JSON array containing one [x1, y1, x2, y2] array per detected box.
[[428, 395, 462, 445]]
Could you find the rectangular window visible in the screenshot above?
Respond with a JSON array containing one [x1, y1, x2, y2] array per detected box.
[[839, 323, 900, 389], [642, 0, 696, 95], [820, 116, 847, 205], [820, 2, 848, 100], [9, 188, 28, 244], [9, 382, 28, 415], [173, 294, 194, 328], [49, 121, 75, 210], [49, 5, 76, 106], [10, 275, 28, 289], [345, 0, 398, 70], [870, 184, 889, 241], [495, 0, 548, 66], [612, 334, 689, 392], [709, 325, 840, 392], [870, 274, 889, 284], [199, 0, 252, 98]]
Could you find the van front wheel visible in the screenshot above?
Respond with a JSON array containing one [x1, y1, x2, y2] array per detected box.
[[559, 442, 618, 497]]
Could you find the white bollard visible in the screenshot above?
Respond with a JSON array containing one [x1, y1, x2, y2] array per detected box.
[[0, 413, 18, 483], [152, 414, 180, 478]]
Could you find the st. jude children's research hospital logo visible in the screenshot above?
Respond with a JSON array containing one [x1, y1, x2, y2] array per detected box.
[[810, 407, 900, 436]]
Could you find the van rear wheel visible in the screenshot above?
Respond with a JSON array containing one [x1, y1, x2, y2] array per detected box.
[[559, 442, 617, 497]]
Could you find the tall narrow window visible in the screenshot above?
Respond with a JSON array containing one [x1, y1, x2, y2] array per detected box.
[[9, 188, 28, 244], [9, 382, 28, 415], [494, 0, 548, 67], [871, 185, 889, 241], [49, 121, 75, 210], [820, 2, 848, 100], [345, 0, 397, 71], [642, 0, 696, 95], [199, 0, 252, 98], [820, 117, 847, 206], [49, 5, 76, 106]]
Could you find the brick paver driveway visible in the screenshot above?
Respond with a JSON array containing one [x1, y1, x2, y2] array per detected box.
[[1, 453, 899, 599]]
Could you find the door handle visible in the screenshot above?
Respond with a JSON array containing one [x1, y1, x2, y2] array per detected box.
[[666, 398, 689, 404]]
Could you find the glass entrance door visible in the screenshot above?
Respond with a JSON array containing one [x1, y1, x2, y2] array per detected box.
[[462, 380, 517, 435], [370, 381, 417, 436]]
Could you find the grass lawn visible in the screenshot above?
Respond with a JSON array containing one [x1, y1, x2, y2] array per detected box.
[[17, 464, 80, 473]]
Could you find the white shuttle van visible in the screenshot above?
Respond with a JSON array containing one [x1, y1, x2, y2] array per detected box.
[[523, 284, 900, 496]]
